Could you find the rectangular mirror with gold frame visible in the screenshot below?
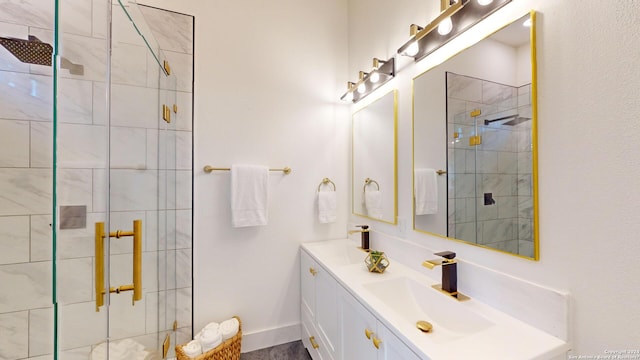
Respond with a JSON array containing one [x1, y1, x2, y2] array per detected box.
[[413, 11, 538, 259], [353, 89, 398, 224]]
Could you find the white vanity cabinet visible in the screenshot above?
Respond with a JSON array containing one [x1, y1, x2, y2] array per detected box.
[[301, 248, 420, 360], [301, 250, 340, 360], [339, 286, 421, 360]]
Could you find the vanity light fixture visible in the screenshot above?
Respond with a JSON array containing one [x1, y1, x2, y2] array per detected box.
[[340, 57, 395, 103], [369, 58, 387, 83], [397, 0, 512, 61], [357, 71, 368, 93]]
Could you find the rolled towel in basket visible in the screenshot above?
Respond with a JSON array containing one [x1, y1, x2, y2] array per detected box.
[[198, 327, 223, 353], [181, 340, 203, 358], [194, 322, 219, 342], [220, 317, 240, 340]]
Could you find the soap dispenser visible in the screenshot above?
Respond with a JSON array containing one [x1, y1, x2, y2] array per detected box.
[[348, 225, 370, 250]]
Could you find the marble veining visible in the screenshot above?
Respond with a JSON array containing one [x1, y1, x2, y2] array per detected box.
[[139, 5, 194, 55], [0, 0, 53, 29], [0, 71, 53, 121], [57, 78, 94, 124], [0, 120, 30, 168], [0, 261, 52, 313], [0, 168, 52, 216], [447, 73, 482, 102], [29, 307, 54, 357], [0, 216, 30, 265], [0, 310, 29, 359]]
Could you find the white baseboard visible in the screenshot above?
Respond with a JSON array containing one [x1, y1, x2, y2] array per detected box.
[[241, 322, 302, 353]]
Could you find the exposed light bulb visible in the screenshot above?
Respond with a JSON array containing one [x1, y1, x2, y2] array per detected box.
[[343, 91, 353, 102], [357, 83, 366, 94], [405, 41, 419, 56], [370, 71, 380, 83], [523, 18, 532, 27], [437, 17, 453, 35], [477, 0, 493, 5]]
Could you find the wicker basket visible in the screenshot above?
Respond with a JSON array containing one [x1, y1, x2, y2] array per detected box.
[[175, 316, 242, 360]]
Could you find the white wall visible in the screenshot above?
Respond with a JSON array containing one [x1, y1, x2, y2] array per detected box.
[[140, 0, 640, 355], [348, 0, 640, 355], [139, 0, 350, 352]]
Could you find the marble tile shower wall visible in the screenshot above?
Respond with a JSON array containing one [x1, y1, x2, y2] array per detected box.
[[139, 4, 194, 353], [447, 73, 533, 257], [0, 1, 193, 359]]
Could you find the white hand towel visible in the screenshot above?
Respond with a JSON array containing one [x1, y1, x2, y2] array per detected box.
[[318, 191, 337, 224], [182, 340, 203, 358], [414, 168, 438, 215], [220, 317, 240, 340], [231, 165, 269, 227], [365, 190, 383, 219], [198, 327, 223, 353]]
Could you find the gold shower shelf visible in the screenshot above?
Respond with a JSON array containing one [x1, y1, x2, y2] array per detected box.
[[203, 165, 291, 174]]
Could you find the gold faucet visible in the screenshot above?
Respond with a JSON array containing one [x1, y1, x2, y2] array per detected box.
[[348, 225, 370, 250], [422, 251, 469, 301]]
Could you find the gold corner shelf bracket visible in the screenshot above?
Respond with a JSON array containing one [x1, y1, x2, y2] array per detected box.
[[203, 165, 291, 174]]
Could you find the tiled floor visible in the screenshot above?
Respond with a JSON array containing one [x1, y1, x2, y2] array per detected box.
[[241, 340, 312, 360]]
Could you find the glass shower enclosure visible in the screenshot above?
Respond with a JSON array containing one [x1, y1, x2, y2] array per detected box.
[[0, 0, 186, 358]]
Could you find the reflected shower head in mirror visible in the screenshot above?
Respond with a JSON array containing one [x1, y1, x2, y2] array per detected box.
[[483, 114, 531, 126]]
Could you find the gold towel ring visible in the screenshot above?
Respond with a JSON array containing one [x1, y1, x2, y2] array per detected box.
[[317, 178, 336, 192], [363, 178, 380, 192]]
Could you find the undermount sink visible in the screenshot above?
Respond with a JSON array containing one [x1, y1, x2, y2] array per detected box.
[[362, 276, 495, 342], [309, 241, 366, 266]]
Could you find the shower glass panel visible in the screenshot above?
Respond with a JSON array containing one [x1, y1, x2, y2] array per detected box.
[[54, 0, 179, 358]]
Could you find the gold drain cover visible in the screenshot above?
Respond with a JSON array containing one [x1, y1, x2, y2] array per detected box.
[[416, 320, 433, 333]]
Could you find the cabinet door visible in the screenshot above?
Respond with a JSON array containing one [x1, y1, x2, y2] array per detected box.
[[377, 322, 422, 360], [316, 268, 339, 359], [339, 287, 378, 360], [301, 250, 316, 319]]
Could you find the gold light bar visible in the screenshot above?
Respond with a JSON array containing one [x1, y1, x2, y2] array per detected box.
[[413, 0, 464, 43]]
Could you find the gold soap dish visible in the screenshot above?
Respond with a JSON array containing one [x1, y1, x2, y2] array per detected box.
[[365, 250, 390, 273]]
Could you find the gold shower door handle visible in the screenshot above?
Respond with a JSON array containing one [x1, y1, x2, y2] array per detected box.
[[95, 220, 143, 312]]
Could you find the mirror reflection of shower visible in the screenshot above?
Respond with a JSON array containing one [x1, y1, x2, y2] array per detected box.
[[446, 71, 534, 257]]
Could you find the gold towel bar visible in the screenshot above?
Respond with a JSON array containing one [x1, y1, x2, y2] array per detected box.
[[363, 178, 380, 192], [317, 178, 336, 192], [203, 165, 291, 174]]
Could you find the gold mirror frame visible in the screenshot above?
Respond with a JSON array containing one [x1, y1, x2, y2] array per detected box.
[[412, 11, 538, 260], [352, 89, 398, 225]]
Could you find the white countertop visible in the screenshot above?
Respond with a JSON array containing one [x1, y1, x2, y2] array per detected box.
[[302, 239, 570, 360]]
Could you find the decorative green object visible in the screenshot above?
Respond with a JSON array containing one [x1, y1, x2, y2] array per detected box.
[[365, 250, 390, 273]]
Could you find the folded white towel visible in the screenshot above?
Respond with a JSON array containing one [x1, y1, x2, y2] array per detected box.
[[414, 168, 438, 215], [220, 317, 240, 340], [182, 340, 203, 358], [198, 327, 223, 353], [231, 164, 269, 227], [195, 322, 219, 342], [318, 191, 337, 224], [365, 190, 383, 219]]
